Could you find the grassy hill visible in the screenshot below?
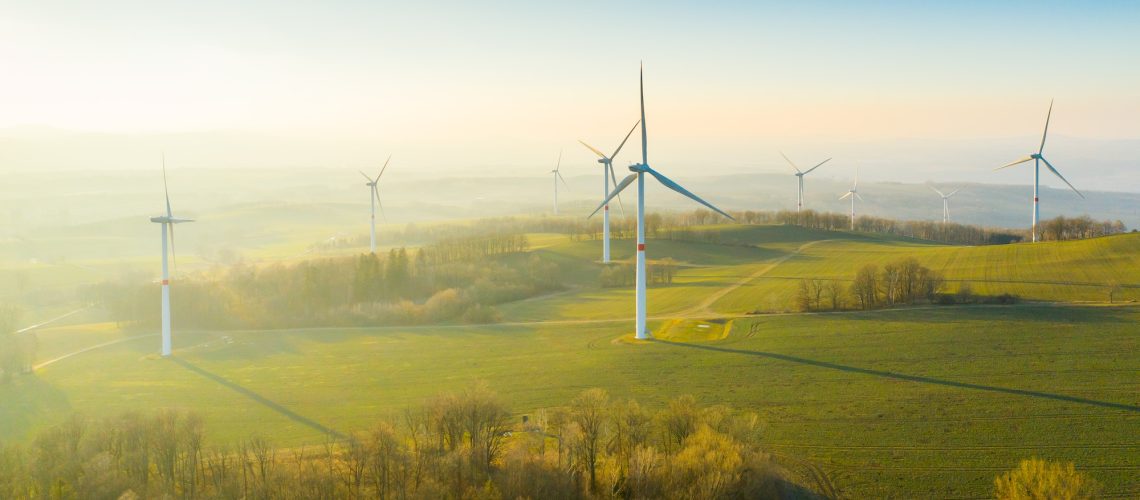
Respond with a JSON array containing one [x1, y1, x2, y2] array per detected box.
[[4, 224, 1139, 498]]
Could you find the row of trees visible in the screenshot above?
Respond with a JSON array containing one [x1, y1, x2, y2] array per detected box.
[[307, 209, 1126, 261], [1037, 215, 1129, 241], [0, 386, 785, 499], [795, 258, 947, 312], [599, 259, 678, 288], [89, 236, 563, 331]]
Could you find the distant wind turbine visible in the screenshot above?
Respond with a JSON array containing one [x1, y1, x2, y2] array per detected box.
[[781, 152, 831, 212], [149, 155, 193, 357], [930, 186, 960, 225], [839, 168, 862, 230], [550, 150, 567, 215], [590, 63, 734, 340], [579, 120, 639, 263], [360, 155, 392, 254], [994, 100, 1084, 242]]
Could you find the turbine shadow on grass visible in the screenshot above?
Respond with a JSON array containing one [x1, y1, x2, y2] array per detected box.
[[653, 340, 1140, 413], [170, 357, 346, 439]]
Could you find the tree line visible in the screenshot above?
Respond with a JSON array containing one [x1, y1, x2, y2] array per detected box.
[[87, 234, 562, 331], [0, 385, 787, 499], [794, 257, 949, 312]]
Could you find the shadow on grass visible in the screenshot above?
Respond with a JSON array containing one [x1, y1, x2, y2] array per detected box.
[[653, 339, 1140, 413], [170, 357, 345, 439]]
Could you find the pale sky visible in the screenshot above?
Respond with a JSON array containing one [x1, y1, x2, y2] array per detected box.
[[2, 1, 1139, 189]]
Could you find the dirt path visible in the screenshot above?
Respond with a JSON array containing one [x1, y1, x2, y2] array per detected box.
[[678, 239, 831, 317], [16, 306, 92, 334], [33, 334, 156, 370]]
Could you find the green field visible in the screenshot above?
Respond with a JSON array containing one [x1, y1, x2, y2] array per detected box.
[[5, 225, 1139, 498]]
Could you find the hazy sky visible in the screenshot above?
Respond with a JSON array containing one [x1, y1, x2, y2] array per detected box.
[[2, 1, 1139, 189]]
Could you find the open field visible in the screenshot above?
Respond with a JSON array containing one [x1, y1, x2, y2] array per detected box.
[[8, 304, 1138, 498], [5, 224, 1140, 498]]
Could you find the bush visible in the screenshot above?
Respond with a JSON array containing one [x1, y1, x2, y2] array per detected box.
[[994, 457, 1100, 500]]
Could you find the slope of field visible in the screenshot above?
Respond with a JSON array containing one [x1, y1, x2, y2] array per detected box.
[[710, 230, 1140, 314], [6, 225, 1140, 497], [9, 305, 1137, 498]]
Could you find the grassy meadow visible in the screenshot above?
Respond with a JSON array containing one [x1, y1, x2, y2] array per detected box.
[[4, 223, 1139, 498]]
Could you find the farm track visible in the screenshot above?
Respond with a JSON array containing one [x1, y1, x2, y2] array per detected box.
[[33, 333, 156, 370], [771, 451, 840, 499]]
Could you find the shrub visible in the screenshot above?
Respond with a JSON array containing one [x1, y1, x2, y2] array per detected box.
[[994, 457, 1100, 500]]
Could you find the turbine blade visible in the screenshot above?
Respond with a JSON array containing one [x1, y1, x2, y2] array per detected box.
[[589, 173, 637, 218], [780, 151, 802, 174], [639, 62, 647, 165], [376, 154, 392, 181], [642, 165, 735, 220], [1039, 156, 1084, 199], [855, 192, 864, 201], [557, 169, 569, 187], [610, 120, 641, 160], [947, 189, 960, 198], [802, 157, 831, 175], [995, 155, 1035, 170], [1039, 99, 1053, 155], [555, 149, 562, 172], [162, 154, 173, 219], [930, 186, 945, 197], [608, 164, 625, 216], [374, 186, 387, 221], [839, 192, 852, 200], [359, 170, 373, 182], [578, 140, 607, 159]]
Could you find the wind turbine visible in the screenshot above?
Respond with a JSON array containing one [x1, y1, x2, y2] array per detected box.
[[838, 168, 862, 230], [579, 120, 639, 263], [590, 64, 734, 340], [781, 152, 831, 212], [994, 100, 1084, 242], [930, 186, 960, 225], [550, 150, 568, 215], [149, 156, 193, 357], [360, 155, 392, 254]]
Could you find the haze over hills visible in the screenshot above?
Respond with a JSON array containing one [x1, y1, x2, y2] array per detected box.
[[2, 126, 1139, 193], [2, 167, 1136, 245]]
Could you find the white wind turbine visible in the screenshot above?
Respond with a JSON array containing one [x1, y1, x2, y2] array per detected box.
[[930, 186, 960, 225], [149, 156, 193, 357], [994, 100, 1084, 242], [579, 120, 639, 263], [590, 64, 734, 340], [838, 168, 862, 230], [360, 155, 392, 254], [781, 152, 831, 212], [550, 150, 568, 215]]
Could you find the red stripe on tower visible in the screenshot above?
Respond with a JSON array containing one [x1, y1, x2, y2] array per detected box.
[[637, 243, 645, 251], [161, 279, 170, 285], [1034, 197, 1039, 202]]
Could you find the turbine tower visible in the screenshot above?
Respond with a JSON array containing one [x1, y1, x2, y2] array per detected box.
[[550, 150, 567, 215], [930, 186, 960, 225], [781, 152, 831, 212], [590, 64, 734, 340], [839, 168, 862, 230], [579, 120, 639, 263], [995, 100, 1084, 242], [360, 155, 392, 254], [149, 156, 193, 357]]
